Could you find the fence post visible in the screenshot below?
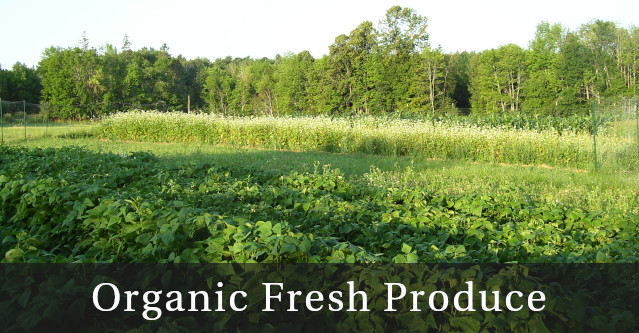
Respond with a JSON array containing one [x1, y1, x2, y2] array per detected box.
[[1, 98, 3, 145], [46, 102, 49, 136], [23, 100, 27, 142], [636, 101, 638, 148], [592, 102, 598, 172]]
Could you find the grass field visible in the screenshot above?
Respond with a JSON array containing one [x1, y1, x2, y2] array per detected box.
[[0, 122, 93, 144]]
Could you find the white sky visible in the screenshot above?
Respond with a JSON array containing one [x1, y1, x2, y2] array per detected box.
[[1, 0, 638, 69]]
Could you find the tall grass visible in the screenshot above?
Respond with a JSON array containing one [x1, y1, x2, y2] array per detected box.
[[97, 111, 635, 170], [0, 124, 93, 144]]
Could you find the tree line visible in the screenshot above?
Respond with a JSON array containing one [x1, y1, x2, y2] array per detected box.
[[1, 6, 638, 119]]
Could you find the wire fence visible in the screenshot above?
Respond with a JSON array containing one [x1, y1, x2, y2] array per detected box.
[[1, 97, 638, 172], [42, 101, 172, 120], [0, 99, 174, 144], [590, 96, 639, 172]]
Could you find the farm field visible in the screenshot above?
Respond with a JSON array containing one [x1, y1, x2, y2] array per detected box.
[[2, 114, 638, 331], [7, 124, 639, 215], [1, 113, 638, 264], [4, 4, 639, 330]]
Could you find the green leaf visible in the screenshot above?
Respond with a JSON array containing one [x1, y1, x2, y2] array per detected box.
[[339, 224, 352, 233], [280, 243, 297, 253], [528, 314, 551, 333], [17, 288, 31, 308], [0, 236, 16, 247], [272, 223, 282, 235], [135, 233, 152, 244], [43, 302, 62, 320], [406, 253, 419, 263], [595, 251, 607, 262], [69, 298, 86, 317], [5, 248, 24, 262], [92, 239, 107, 249], [589, 315, 610, 332], [16, 311, 41, 332], [161, 270, 173, 288], [257, 221, 273, 237], [401, 243, 412, 254], [161, 231, 175, 245], [449, 316, 481, 333], [393, 254, 407, 263], [298, 238, 311, 253]]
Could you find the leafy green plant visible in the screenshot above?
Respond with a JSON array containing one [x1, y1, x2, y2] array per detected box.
[[2, 145, 638, 264]]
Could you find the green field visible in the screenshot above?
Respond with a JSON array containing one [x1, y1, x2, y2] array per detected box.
[[1, 113, 638, 263], [1, 115, 638, 332], [4, 6, 639, 330], [0, 122, 93, 144]]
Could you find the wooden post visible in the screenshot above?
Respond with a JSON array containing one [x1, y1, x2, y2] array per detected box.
[[188, 95, 191, 113]]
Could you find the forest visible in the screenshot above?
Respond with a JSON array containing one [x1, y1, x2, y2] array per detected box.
[[1, 6, 638, 119]]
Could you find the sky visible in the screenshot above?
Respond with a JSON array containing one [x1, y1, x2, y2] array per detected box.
[[1, 0, 638, 69]]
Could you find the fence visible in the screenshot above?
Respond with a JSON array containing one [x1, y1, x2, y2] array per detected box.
[[591, 96, 639, 172], [1, 97, 638, 172], [0, 99, 172, 144], [40, 101, 171, 120], [1, 100, 34, 144]]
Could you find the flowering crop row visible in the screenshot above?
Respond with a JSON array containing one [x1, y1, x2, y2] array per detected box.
[[97, 111, 633, 170]]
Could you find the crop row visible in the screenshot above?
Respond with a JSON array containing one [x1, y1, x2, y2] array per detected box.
[[1, 145, 637, 264], [411, 112, 612, 135], [96, 111, 635, 170]]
